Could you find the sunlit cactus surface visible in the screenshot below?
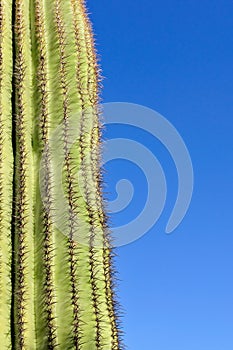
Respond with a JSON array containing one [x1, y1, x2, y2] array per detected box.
[[0, 0, 122, 349]]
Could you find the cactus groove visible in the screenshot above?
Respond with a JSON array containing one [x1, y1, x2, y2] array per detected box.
[[0, 0, 123, 349]]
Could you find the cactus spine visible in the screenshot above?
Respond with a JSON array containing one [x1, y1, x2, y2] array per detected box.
[[0, 0, 122, 348]]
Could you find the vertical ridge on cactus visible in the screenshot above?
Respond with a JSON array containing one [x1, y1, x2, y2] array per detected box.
[[0, 1, 13, 348], [14, 0, 36, 348], [0, 0, 123, 349], [32, 0, 59, 348]]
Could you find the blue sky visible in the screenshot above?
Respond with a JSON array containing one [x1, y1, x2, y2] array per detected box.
[[88, 1, 233, 349]]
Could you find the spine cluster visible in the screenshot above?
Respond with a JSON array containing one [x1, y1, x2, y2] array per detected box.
[[0, 0, 123, 349]]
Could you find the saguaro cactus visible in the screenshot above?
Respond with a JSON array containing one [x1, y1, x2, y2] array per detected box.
[[0, 0, 122, 349]]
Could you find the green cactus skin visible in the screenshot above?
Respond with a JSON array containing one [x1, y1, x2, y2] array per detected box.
[[0, 0, 123, 349]]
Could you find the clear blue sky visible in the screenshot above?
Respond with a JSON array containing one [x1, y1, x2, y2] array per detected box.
[[88, 1, 233, 349]]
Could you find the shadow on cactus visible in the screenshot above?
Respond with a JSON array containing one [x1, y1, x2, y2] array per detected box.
[[0, 0, 123, 348]]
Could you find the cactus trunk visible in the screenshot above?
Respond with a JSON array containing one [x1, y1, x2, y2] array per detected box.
[[0, 0, 122, 349]]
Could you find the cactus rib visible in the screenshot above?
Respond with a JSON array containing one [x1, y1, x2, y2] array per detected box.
[[0, 1, 13, 348], [77, 2, 122, 347], [33, 0, 58, 347], [14, 0, 36, 348]]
